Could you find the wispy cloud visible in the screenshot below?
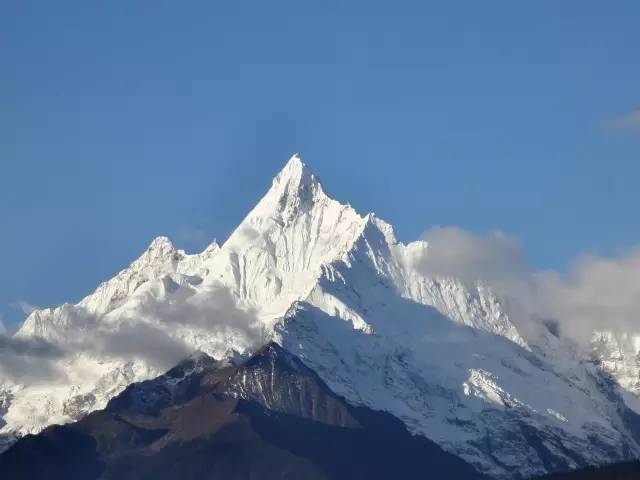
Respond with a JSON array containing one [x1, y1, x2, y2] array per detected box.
[[176, 217, 218, 253], [605, 109, 640, 133], [176, 225, 211, 251], [11, 300, 41, 316]]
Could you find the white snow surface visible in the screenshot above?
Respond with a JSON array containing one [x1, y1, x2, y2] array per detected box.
[[2, 155, 640, 478]]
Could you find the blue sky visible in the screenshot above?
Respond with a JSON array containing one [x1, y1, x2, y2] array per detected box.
[[2, 1, 639, 329]]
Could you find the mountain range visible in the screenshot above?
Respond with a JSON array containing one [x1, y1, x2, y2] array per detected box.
[[1, 155, 639, 479]]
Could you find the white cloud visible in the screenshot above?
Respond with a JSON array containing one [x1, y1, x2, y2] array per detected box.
[[91, 321, 192, 370], [134, 285, 267, 351], [536, 250, 640, 342], [417, 226, 640, 344], [418, 227, 527, 287], [0, 331, 66, 383], [11, 300, 41, 316], [0, 285, 266, 383]]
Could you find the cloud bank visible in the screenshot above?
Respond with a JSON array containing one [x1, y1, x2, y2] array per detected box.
[[418, 227, 527, 287], [418, 227, 640, 344], [1, 285, 265, 384], [537, 250, 640, 341], [0, 333, 66, 383]]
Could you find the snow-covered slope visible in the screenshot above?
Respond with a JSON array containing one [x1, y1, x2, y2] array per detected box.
[[2, 155, 639, 478], [2, 236, 221, 437], [589, 331, 640, 413], [17, 236, 219, 340]]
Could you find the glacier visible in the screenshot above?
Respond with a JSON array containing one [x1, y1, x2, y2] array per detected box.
[[1, 154, 639, 478]]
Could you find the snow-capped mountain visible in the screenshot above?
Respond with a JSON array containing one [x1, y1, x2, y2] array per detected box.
[[1, 155, 639, 478]]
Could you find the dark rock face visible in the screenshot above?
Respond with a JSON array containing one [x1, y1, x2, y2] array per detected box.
[[219, 343, 360, 428], [0, 342, 489, 480], [0, 426, 104, 480]]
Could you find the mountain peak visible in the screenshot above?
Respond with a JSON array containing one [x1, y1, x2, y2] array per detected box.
[[271, 154, 317, 194], [240, 154, 328, 226], [244, 341, 305, 371], [285, 153, 304, 168], [133, 236, 180, 268], [147, 235, 175, 250]]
